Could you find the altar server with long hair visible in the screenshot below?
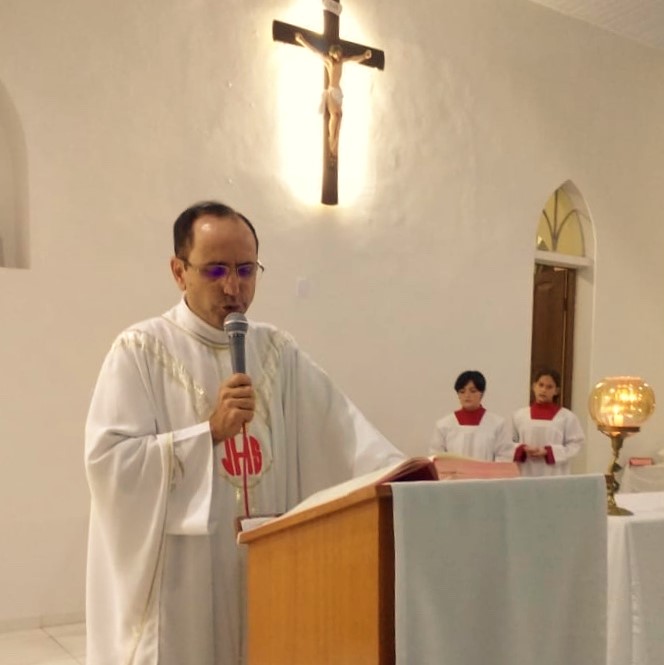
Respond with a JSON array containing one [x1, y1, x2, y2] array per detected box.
[[512, 368, 584, 476]]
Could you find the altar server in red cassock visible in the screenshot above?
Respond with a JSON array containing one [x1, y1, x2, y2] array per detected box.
[[512, 368, 584, 476], [430, 370, 513, 461]]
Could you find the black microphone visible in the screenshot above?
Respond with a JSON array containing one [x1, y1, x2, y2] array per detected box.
[[223, 312, 249, 374]]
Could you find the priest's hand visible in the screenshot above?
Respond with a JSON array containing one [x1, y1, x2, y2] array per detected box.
[[524, 445, 547, 458], [209, 373, 255, 443]]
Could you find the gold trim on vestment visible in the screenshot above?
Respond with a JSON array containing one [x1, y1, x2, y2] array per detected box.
[[113, 329, 212, 420]]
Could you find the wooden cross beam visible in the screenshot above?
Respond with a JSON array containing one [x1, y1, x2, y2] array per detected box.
[[273, 1, 384, 206]]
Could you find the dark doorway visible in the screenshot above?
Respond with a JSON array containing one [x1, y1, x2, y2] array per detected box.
[[530, 265, 576, 408]]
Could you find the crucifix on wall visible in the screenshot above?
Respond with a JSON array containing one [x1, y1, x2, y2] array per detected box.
[[273, 0, 385, 206]]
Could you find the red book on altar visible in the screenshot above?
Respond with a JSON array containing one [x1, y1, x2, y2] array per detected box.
[[629, 456, 654, 467], [431, 453, 520, 480]]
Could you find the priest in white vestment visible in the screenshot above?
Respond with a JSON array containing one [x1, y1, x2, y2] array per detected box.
[[84, 201, 405, 665]]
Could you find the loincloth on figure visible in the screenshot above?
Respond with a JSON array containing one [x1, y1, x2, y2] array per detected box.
[[319, 86, 343, 113]]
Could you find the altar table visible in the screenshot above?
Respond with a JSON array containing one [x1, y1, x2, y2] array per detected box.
[[620, 463, 664, 493], [609, 492, 664, 665]]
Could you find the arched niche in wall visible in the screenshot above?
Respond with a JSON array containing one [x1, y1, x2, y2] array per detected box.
[[0, 79, 29, 269], [530, 179, 595, 471]]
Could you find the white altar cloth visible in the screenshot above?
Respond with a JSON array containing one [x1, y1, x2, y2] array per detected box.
[[608, 492, 664, 665], [620, 464, 664, 493], [391, 475, 607, 665]]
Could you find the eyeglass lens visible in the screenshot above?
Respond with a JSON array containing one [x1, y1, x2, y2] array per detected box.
[[200, 263, 258, 280]]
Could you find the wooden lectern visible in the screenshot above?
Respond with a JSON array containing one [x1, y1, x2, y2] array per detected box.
[[240, 472, 608, 665], [239, 484, 396, 665]]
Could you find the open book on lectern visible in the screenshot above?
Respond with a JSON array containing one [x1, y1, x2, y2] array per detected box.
[[237, 453, 520, 536], [237, 456, 438, 536], [288, 456, 439, 515]]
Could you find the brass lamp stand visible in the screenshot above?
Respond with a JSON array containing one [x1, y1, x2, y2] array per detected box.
[[597, 425, 639, 516], [589, 376, 655, 517]]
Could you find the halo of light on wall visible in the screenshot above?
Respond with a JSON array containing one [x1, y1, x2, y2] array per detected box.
[[275, 2, 372, 207]]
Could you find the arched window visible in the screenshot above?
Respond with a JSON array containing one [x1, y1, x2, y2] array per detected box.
[[0, 80, 29, 269], [536, 184, 587, 258]]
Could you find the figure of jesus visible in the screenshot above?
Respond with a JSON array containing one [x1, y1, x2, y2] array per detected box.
[[295, 32, 372, 160]]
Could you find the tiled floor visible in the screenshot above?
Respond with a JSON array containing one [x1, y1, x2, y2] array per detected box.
[[0, 623, 85, 665]]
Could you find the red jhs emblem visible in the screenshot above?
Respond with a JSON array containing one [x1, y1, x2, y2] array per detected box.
[[221, 435, 263, 477]]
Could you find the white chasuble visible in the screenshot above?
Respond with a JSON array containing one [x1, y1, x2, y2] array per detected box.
[[85, 299, 404, 665]]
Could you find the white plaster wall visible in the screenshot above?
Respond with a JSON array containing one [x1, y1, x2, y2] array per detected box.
[[0, 0, 663, 625]]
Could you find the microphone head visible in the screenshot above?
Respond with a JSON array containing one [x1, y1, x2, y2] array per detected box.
[[224, 312, 248, 336]]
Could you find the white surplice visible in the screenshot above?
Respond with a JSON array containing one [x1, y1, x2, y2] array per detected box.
[[429, 411, 514, 461], [511, 406, 584, 476], [84, 299, 405, 665]]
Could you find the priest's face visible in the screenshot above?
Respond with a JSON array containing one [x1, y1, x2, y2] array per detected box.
[[170, 214, 258, 329]]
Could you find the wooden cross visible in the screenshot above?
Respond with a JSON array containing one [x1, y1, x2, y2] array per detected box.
[[273, 1, 385, 206]]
